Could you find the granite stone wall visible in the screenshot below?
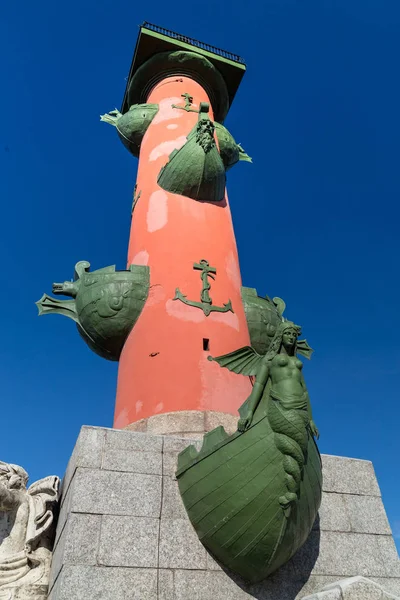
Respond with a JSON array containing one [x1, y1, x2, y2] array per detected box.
[[48, 426, 400, 600]]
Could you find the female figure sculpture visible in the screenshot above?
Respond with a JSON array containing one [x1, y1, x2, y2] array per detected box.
[[0, 462, 59, 597], [212, 320, 319, 511]]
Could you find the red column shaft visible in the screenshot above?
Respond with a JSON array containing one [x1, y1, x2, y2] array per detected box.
[[114, 76, 252, 428]]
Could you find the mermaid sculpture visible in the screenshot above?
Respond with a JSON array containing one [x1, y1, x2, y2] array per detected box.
[[210, 319, 318, 511]]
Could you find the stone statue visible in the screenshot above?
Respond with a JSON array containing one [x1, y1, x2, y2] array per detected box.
[[0, 462, 60, 599]]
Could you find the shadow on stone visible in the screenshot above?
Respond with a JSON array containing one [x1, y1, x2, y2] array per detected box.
[[215, 516, 321, 600]]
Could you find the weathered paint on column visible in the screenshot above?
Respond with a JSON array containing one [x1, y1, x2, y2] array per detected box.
[[114, 75, 252, 428]]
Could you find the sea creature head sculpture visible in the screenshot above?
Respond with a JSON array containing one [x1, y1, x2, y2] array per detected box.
[[52, 280, 78, 297]]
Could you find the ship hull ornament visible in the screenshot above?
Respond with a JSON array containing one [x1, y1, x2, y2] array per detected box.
[[176, 300, 321, 583], [100, 103, 159, 157], [157, 102, 251, 203], [36, 261, 149, 361]]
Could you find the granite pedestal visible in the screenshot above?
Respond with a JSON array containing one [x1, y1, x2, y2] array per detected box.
[[48, 426, 400, 599]]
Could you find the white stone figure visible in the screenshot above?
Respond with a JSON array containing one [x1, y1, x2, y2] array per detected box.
[[0, 461, 60, 599], [301, 576, 400, 599]]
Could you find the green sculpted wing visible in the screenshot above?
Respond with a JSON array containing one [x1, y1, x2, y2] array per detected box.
[[208, 346, 263, 376], [297, 339, 313, 359]]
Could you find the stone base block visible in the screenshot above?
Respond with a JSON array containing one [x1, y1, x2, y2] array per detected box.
[[124, 410, 238, 437], [48, 426, 400, 599]]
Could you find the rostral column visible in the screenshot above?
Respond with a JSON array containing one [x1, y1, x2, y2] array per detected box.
[[35, 24, 325, 588], [37, 23, 254, 436], [111, 25, 253, 434]]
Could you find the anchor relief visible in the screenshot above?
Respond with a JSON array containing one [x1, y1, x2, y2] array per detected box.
[[173, 259, 233, 316], [172, 92, 199, 113]]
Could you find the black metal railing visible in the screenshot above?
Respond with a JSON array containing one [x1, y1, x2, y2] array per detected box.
[[142, 22, 246, 65]]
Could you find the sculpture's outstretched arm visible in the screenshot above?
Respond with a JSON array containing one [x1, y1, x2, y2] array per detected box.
[[238, 361, 270, 432], [0, 482, 17, 510]]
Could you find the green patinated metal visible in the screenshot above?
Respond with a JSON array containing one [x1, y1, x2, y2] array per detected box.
[[172, 92, 199, 113], [157, 102, 227, 202], [36, 261, 149, 361], [214, 122, 252, 171], [101, 101, 252, 199], [173, 259, 233, 316], [176, 317, 321, 583], [241, 288, 285, 355], [157, 103, 251, 202], [100, 103, 159, 157]]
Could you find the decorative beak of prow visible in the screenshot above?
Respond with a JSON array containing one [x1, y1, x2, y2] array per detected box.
[[52, 281, 77, 297]]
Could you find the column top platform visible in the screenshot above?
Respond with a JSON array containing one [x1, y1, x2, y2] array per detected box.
[[121, 22, 246, 122]]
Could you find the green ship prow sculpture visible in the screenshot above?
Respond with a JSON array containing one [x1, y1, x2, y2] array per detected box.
[[176, 313, 322, 583], [36, 261, 149, 361]]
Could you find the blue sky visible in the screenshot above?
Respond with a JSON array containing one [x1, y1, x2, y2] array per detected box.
[[1, 1, 399, 548]]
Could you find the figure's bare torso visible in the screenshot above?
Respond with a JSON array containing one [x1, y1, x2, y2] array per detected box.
[[269, 354, 306, 401]]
